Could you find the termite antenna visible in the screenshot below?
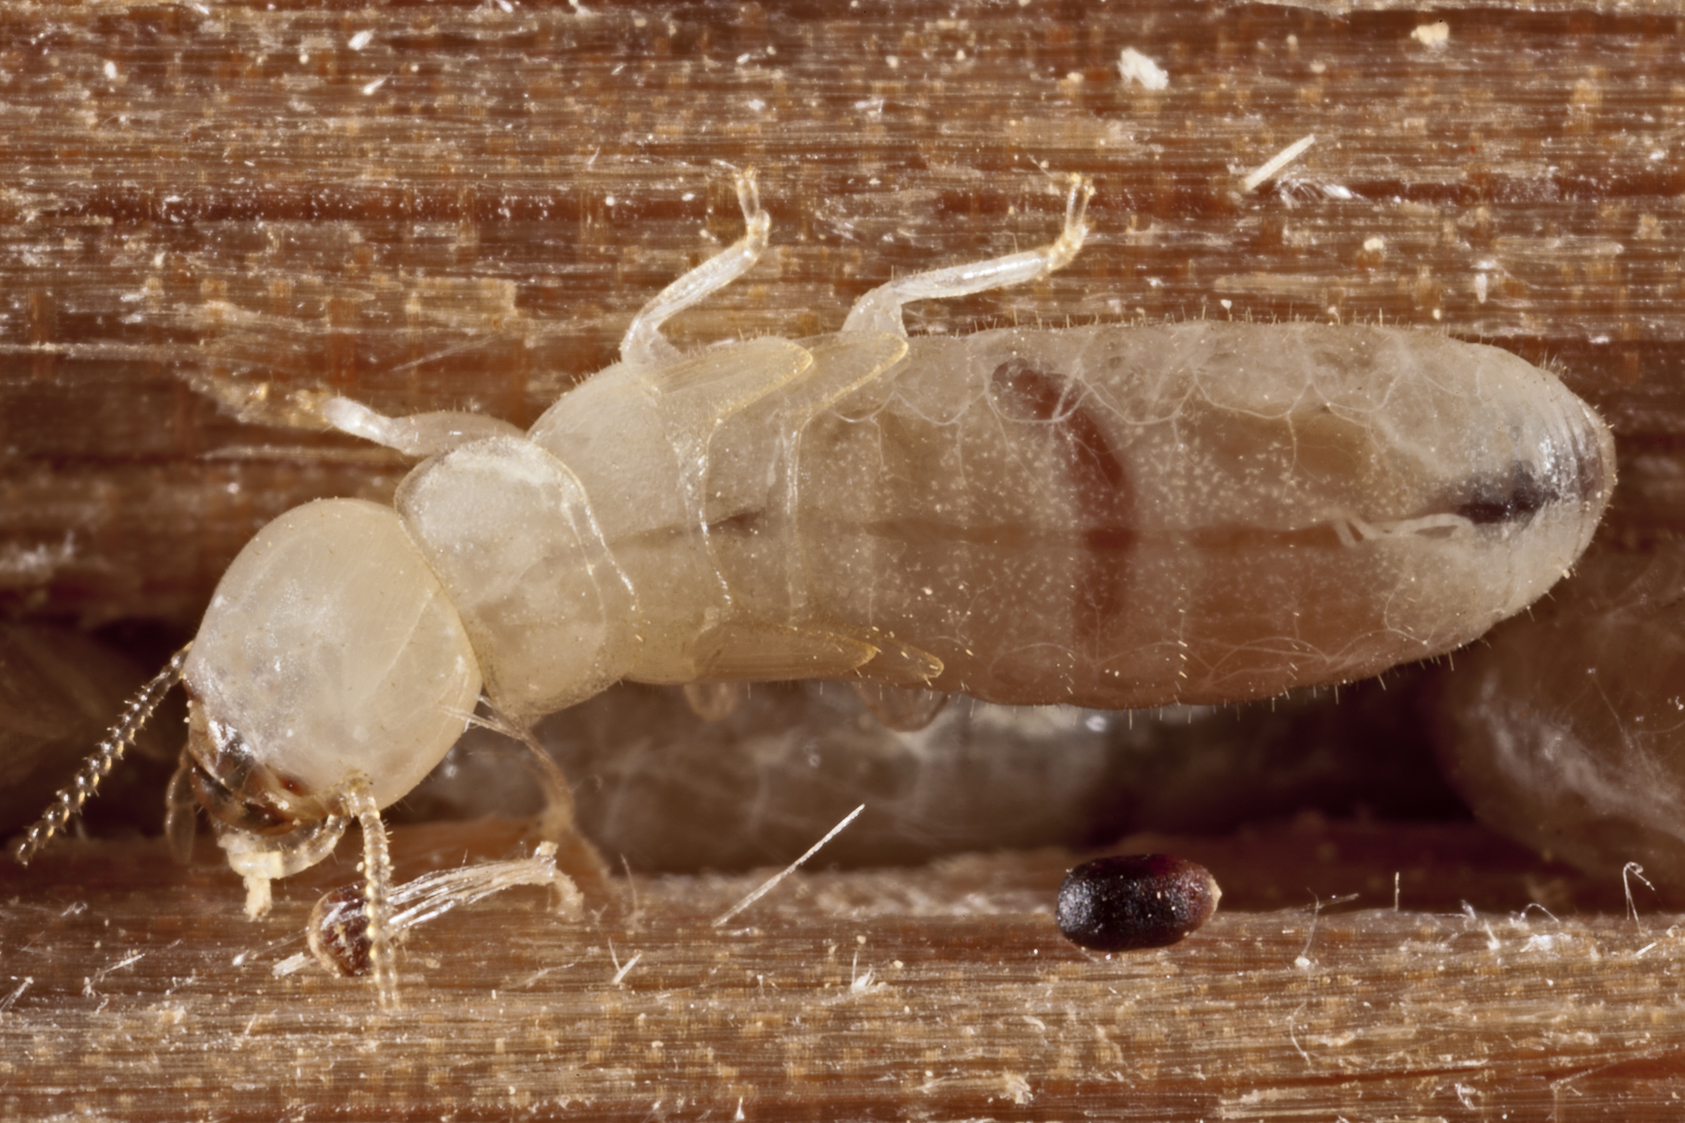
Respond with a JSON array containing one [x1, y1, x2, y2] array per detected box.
[[12, 643, 192, 866], [340, 775, 399, 1009]]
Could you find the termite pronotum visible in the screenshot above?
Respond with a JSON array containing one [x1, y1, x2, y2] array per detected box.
[[13, 172, 1615, 1005]]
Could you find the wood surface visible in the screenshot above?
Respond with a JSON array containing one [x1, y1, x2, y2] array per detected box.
[[4, 0, 1682, 626], [6, 818, 1680, 1121], [3, 0, 1685, 1118]]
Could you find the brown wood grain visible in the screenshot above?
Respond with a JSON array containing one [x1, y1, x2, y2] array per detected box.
[[3, 0, 1682, 623], [4, 818, 1679, 1122], [3, 1, 1684, 1118]]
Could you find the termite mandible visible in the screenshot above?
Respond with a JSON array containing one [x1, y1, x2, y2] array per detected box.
[[13, 171, 1615, 1005]]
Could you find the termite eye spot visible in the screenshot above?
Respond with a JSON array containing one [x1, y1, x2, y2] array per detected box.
[[1056, 854, 1221, 952], [1453, 462, 1556, 526], [308, 884, 372, 977]]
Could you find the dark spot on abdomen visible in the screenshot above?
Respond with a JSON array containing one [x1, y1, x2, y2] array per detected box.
[[1455, 462, 1556, 526], [987, 360, 1135, 640], [989, 361, 1128, 490], [706, 508, 764, 537]]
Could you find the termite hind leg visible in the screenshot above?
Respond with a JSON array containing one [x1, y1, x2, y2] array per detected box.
[[11, 644, 191, 865], [340, 775, 399, 1009], [619, 169, 771, 369], [840, 173, 1094, 337]]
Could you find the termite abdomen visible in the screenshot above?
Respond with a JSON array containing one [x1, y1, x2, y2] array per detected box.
[[1453, 464, 1556, 526], [1056, 853, 1221, 952], [800, 321, 1614, 707]]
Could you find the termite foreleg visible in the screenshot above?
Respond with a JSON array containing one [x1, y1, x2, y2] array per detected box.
[[840, 173, 1093, 337], [620, 168, 771, 368], [307, 841, 582, 980], [339, 774, 398, 1009], [464, 705, 620, 909]]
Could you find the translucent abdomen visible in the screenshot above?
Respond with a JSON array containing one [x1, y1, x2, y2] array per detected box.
[[782, 322, 1613, 706]]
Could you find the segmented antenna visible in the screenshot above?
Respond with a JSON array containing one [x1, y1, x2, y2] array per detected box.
[[12, 643, 192, 866]]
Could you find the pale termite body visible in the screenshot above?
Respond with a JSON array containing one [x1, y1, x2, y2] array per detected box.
[[13, 173, 1615, 1004]]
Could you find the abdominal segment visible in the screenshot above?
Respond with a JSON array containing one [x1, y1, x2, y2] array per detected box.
[[790, 322, 1614, 708]]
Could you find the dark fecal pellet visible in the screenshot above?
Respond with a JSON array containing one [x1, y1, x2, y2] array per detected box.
[[308, 883, 372, 977], [1056, 854, 1221, 952]]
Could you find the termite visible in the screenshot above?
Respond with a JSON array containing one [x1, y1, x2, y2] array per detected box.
[[12, 171, 1615, 1005]]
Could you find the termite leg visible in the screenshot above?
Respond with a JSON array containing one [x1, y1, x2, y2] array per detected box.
[[620, 169, 771, 368], [163, 750, 198, 864], [850, 681, 951, 732], [682, 681, 748, 722], [340, 775, 398, 1009], [468, 706, 619, 909], [841, 173, 1093, 337], [466, 706, 578, 842], [317, 397, 524, 458], [12, 644, 191, 865], [308, 841, 582, 979]]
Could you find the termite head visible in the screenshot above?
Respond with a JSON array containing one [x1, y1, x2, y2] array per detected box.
[[179, 498, 484, 841], [14, 496, 484, 881]]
